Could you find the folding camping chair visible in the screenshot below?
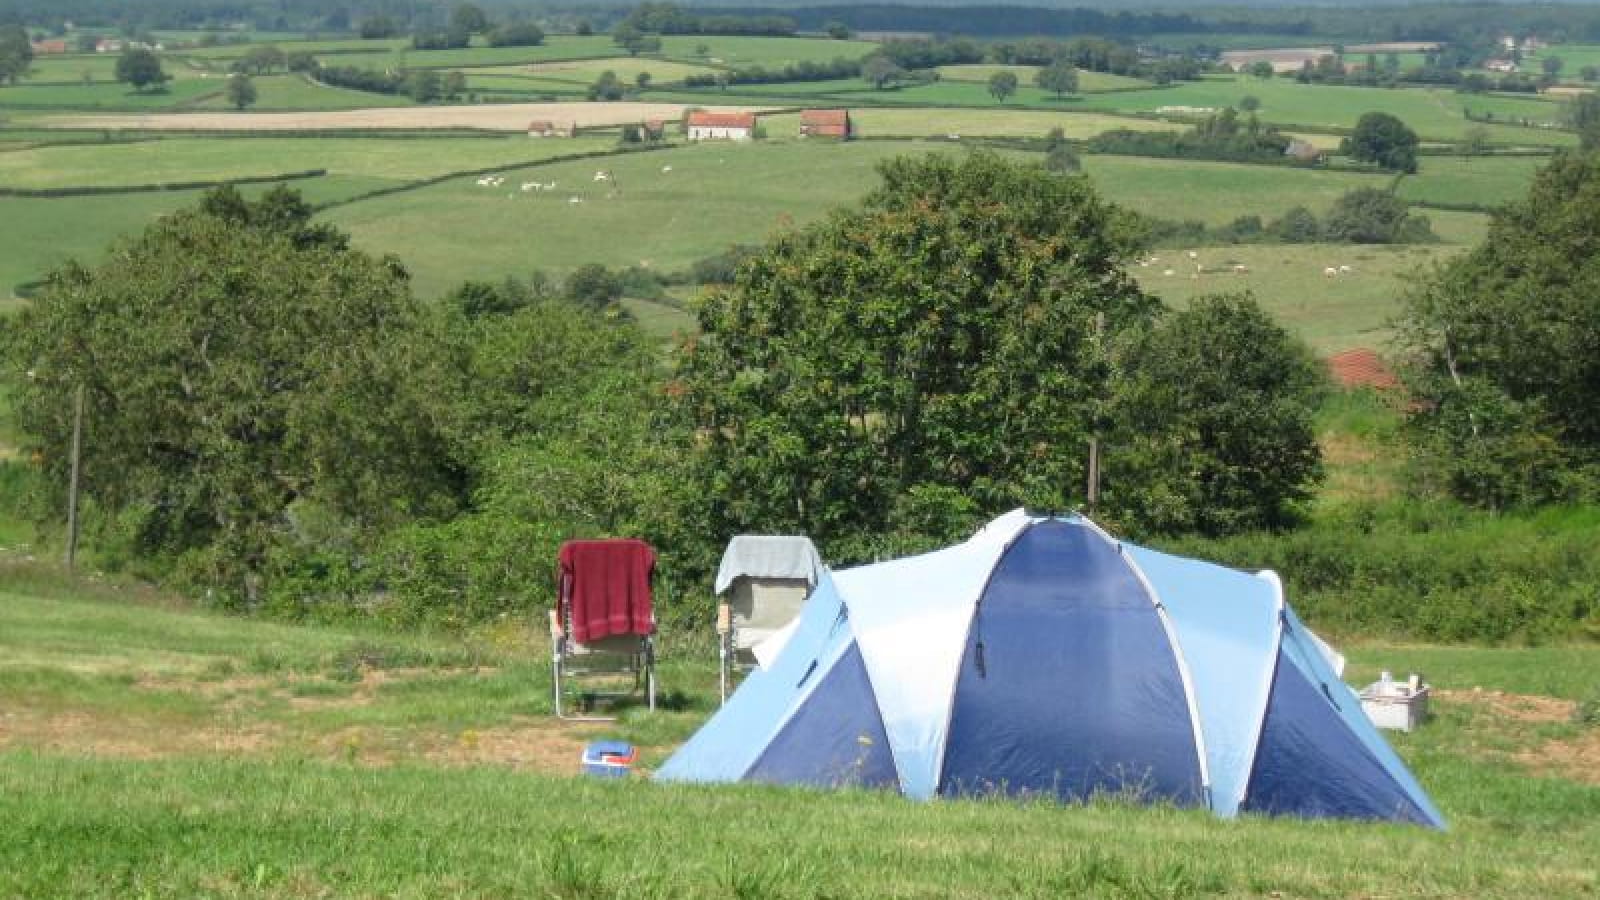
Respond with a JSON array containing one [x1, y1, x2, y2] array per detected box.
[[713, 535, 822, 704], [549, 538, 658, 721]]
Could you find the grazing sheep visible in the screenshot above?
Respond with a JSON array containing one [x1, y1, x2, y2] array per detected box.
[[593, 171, 611, 182], [1233, 264, 1249, 273], [661, 165, 673, 173], [1338, 264, 1352, 273], [1324, 266, 1338, 277], [1164, 268, 1176, 276], [1187, 250, 1199, 260], [569, 196, 583, 204]]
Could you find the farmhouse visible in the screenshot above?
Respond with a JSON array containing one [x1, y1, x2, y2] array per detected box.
[[1284, 139, 1324, 163], [94, 38, 123, 53], [527, 120, 575, 138], [1485, 58, 1518, 73], [686, 111, 756, 141], [799, 108, 852, 139], [30, 39, 68, 54]]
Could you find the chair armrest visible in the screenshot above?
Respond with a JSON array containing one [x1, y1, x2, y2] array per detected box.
[[547, 609, 564, 640], [716, 601, 731, 635]]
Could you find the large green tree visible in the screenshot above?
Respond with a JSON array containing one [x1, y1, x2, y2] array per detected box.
[[0, 24, 33, 85], [114, 46, 169, 92], [1034, 60, 1079, 98], [1342, 111, 1419, 173], [4, 187, 458, 604], [1397, 151, 1600, 507], [1110, 294, 1325, 535], [673, 152, 1157, 557]]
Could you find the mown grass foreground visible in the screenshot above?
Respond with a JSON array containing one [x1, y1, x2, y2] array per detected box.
[[1, 566, 1598, 898]]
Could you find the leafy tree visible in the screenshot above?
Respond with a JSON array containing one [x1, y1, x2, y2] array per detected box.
[[1322, 187, 1433, 243], [225, 73, 257, 110], [1034, 59, 1078, 98], [564, 263, 624, 309], [487, 23, 544, 47], [1238, 94, 1261, 112], [413, 28, 471, 51], [443, 70, 466, 100], [988, 69, 1018, 103], [1249, 60, 1274, 79], [672, 151, 1157, 556], [1396, 152, 1600, 506], [0, 23, 33, 85], [635, 71, 652, 90], [358, 16, 399, 39], [1268, 206, 1320, 242], [825, 21, 852, 40], [861, 54, 903, 89], [233, 44, 284, 75], [1110, 294, 1324, 535], [1045, 143, 1081, 173], [1581, 65, 1599, 82], [1565, 92, 1600, 150], [285, 51, 318, 73], [451, 3, 489, 35], [576, 20, 594, 36], [403, 68, 441, 102], [2, 186, 457, 606], [588, 70, 624, 101], [1341, 111, 1419, 173], [1542, 55, 1564, 77], [115, 47, 169, 92]]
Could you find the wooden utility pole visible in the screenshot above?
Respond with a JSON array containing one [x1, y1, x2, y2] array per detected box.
[[64, 383, 84, 571], [1086, 312, 1105, 514]]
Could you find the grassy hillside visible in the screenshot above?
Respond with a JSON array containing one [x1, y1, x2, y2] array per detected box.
[[0, 568, 1596, 898]]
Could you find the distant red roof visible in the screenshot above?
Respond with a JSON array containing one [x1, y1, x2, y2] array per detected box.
[[1327, 348, 1399, 390], [800, 109, 849, 127], [686, 111, 755, 129]]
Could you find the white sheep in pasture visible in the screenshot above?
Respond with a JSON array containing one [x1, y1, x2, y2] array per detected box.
[[1163, 268, 1176, 276], [661, 165, 673, 173], [1338, 264, 1352, 273], [1324, 266, 1338, 277], [1233, 264, 1249, 273], [569, 196, 583, 204]]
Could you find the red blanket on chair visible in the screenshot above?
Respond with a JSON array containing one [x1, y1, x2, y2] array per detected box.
[[559, 539, 657, 643]]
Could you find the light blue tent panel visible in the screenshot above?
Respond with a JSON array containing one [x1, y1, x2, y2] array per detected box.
[[1125, 544, 1281, 817], [655, 573, 858, 783]]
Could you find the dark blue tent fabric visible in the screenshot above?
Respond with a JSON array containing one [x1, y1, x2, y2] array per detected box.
[[1243, 649, 1435, 825], [746, 643, 900, 790], [938, 521, 1203, 804]]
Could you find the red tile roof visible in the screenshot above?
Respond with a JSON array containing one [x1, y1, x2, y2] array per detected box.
[[800, 109, 849, 127], [1327, 348, 1399, 390], [686, 111, 755, 129]]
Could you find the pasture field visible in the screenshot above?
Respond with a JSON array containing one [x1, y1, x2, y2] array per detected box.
[[935, 64, 1153, 92], [657, 34, 877, 67], [0, 134, 613, 189], [1067, 76, 1577, 144], [0, 77, 221, 110], [324, 139, 931, 297], [0, 175, 390, 292], [191, 74, 415, 110], [1526, 44, 1600, 70], [1079, 154, 1392, 225], [0, 568, 1596, 898], [1132, 242, 1465, 352], [773, 106, 1181, 138], [521, 58, 723, 84], [40, 101, 775, 132], [16, 54, 126, 83], [1397, 154, 1549, 208]]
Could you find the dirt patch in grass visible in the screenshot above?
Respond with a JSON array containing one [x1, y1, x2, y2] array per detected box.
[[1439, 688, 1576, 724], [1438, 688, 1600, 784], [426, 720, 604, 774], [0, 709, 278, 759]]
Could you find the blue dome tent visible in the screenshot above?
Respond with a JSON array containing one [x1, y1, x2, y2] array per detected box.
[[657, 510, 1444, 828]]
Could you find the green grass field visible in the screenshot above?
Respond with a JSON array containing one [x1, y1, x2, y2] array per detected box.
[[1133, 242, 1469, 352], [936, 64, 1153, 92], [769, 107, 1180, 138], [0, 77, 221, 110], [1080, 154, 1392, 224], [0, 134, 613, 188], [190, 73, 416, 110], [0, 564, 1595, 898], [324, 139, 936, 297], [1397, 154, 1549, 208]]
